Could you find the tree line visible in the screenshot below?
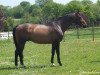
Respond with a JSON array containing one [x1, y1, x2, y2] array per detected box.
[[0, 0, 100, 31]]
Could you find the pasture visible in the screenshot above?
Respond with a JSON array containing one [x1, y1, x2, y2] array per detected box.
[[0, 28, 100, 75]]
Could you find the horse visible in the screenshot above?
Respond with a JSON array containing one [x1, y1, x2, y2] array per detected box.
[[13, 11, 88, 68]]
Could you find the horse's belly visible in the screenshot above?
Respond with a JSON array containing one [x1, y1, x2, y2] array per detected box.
[[33, 39, 52, 44], [28, 32, 54, 44], [31, 36, 53, 44]]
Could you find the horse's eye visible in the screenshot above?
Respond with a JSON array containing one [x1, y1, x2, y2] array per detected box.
[[79, 16, 81, 19]]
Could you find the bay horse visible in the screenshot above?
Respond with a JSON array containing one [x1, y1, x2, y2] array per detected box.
[[13, 12, 88, 68]]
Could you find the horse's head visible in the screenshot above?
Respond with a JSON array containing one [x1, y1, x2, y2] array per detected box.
[[74, 11, 88, 28], [56, 12, 88, 32]]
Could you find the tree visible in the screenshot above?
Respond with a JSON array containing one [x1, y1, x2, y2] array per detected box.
[[20, 1, 30, 7], [42, 2, 65, 23], [29, 4, 42, 23], [12, 1, 31, 19], [5, 7, 13, 17], [20, 1, 31, 13], [12, 5, 24, 18], [29, 4, 42, 17], [35, 0, 53, 8], [0, 7, 5, 31], [97, 0, 100, 6], [64, 0, 84, 14], [84, 4, 94, 21], [81, 0, 93, 5], [92, 4, 100, 21], [3, 17, 14, 31], [81, 0, 95, 21]]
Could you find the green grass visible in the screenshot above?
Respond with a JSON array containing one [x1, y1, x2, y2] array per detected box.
[[0, 29, 100, 75]]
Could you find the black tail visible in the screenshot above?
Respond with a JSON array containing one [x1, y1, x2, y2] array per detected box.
[[13, 26, 17, 48]]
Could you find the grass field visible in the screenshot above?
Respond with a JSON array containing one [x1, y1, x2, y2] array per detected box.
[[0, 29, 100, 75]]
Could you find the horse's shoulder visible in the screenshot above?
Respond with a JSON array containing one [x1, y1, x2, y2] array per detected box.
[[52, 22, 63, 37]]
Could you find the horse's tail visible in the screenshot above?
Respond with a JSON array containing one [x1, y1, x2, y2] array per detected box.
[[13, 26, 17, 48]]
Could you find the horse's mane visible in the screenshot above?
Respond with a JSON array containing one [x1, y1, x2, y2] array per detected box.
[[56, 13, 75, 21], [46, 12, 88, 27], [45, 13, 75, 27]]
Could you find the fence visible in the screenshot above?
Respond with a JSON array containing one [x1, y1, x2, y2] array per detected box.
[[64, 22, 100, 41], [0, 32, 12, 40]]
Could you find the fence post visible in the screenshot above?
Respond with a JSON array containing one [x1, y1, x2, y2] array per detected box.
[[76, 25, 80, 39], [92, 22, 94, 41], [7, 26, 9, 40], [8, 31, 9, 40]]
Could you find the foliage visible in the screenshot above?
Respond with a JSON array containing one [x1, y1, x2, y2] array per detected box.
[[0, 6, 5, 31], [20, 1, 30, 7], [42, 2, 65, 23], [3, 17, 14, 31], [65, 1, 84, 13], [35, 0, 53, 8], [94, 0, 100, 21], [0, 0, 100, 31], [12, 5, 24, 18], [81, 0, 93, 5]]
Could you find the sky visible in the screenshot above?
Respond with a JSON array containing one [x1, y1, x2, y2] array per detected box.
[[0, 0, 97, 7]]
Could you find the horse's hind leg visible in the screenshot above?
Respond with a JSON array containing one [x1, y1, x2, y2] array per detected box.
[[15, 40, 26, 68], [15, 49, 18, 68], [18, 41, 26, 68]]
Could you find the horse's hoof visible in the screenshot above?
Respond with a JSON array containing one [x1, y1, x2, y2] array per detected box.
[[59, 63, 62, 66], [22, 65, 26, 69], [51, 63, 56, 67]]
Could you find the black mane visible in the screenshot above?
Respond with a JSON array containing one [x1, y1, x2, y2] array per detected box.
[[57, 13, 75, 21], [57, 12, 88, 24]]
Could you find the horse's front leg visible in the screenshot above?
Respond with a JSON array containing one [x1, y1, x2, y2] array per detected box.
[[51, 43, 56, 66], [56, 42, 62, 66]]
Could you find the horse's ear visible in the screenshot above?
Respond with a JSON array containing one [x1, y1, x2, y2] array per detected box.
[[75, 10, 80, 17]]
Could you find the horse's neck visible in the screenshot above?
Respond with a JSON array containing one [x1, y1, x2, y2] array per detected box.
[[60, 22, 70, 33], [61, 15, 74, 32]]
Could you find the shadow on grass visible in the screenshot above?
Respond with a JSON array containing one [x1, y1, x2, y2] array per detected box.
[[90, 60, 100, 63], [26, 64, 60, 69], [0, 64, 50, 70], [26, 65, 47, 69], [0, 67, 16, 70], [0, 63, 59, 70]]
